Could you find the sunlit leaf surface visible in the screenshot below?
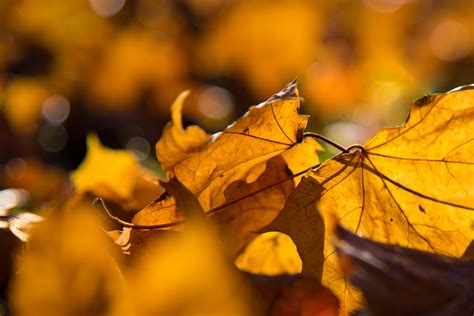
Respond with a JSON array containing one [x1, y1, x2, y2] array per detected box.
[[266, 85, 474, 312]]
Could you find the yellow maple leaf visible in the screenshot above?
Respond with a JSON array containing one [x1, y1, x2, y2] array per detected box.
[[264, 85, 474, 313], [71, 134, 162, 208], [157, 79, 310, 202], [133, 80, 320, 257], [71, 134, 138, 201]]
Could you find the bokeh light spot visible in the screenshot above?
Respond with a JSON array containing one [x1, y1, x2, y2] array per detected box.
[[5, 158, 27, 180], [126, 137, 150, 161], [42, 95, 70, 125], [89, 0, 126, 17], [324, 122, 368, 148], [198, 86, 234, 120], [38, 125, 68, 153], [430, 20, 472, 62], [371, 82, 401, 107]]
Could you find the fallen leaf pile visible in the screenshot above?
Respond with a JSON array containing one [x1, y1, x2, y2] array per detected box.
[[2, 81, 473, 315]]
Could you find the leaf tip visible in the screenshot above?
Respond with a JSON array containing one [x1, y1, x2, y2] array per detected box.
[[265, 78, 299, 103], [170, 90, 191, 130]]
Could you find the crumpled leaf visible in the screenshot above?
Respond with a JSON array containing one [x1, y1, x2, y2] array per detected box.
[[265, 85, 474, 312], [334, 225, 474, 316], [71, 134, 162, 209], [245, 273, 339, 316], [236, 231, 302, 276], [132, 80, 320, 257], [157, 79, 308, 208], [156, 90, 210, 171], [10, 203, 131, 316]]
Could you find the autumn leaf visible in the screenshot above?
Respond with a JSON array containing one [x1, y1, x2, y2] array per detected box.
[[71, 134, 162, 210], [334, 224, 474, 316], [72, 134, 138, 200], [4, 2, 474, 315], [156, 90, 210, 171], [131, 80, 320, 257], [9, 203, 131, 316], [264, 85, 474, 312], [319, 86, 474, 254], [9, 178, 263, 315], [126, 177, 262, 315], [127, 178, 337, 315], [157, 79, 309, 199], [210, 154, 296, 257], [113, 194, 183, 263]]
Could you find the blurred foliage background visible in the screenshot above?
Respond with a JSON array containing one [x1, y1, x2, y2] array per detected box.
[[0, 0, 473, 205]]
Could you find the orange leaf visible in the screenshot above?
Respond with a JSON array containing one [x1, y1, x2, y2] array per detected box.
[[133, 80, 320, 257], [264, 85, 474, 312]]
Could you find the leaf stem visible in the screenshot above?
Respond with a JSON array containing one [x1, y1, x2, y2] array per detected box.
[[92, 198, 184, 229], [303, 132, 349, 153], [346, 143, 366, 153]]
